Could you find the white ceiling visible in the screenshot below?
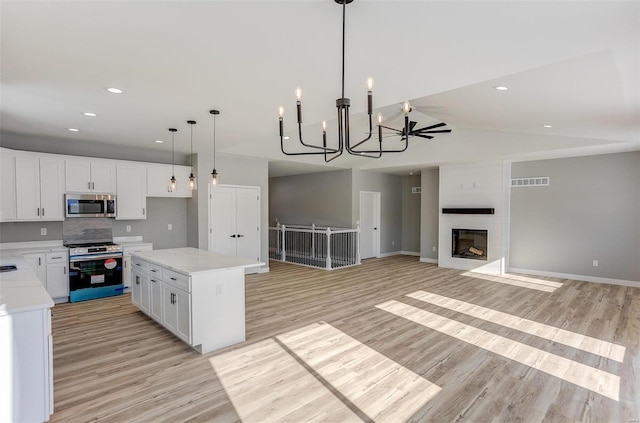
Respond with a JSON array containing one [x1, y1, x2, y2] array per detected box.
[[1, 1, 639, 177]]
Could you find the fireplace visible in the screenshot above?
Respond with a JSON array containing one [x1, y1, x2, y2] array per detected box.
[[452, 229, 487, 261]]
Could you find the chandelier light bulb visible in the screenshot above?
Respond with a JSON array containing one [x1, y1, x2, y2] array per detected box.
[[296, 88, 302, 100], [279, 106, 284, 117], [322, 121, 327, 132], [403, 101, 411, 114], [367, 78, 373, 90], [377, 113, 383, 124]]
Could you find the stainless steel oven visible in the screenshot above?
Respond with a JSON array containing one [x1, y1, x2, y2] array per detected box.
[[67, 243, 123, 302], [65, 194, 116, 218]]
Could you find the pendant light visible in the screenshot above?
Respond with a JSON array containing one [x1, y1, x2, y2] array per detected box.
[[210, 109, 220, 185], [168, 128, 177, 192], [187, 120, 197, 191]]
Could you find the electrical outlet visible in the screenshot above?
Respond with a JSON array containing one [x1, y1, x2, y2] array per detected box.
[[392, 241, 395, 246], [593, 260, 599, 267], [432, 246, 437, 252], [126, 225, 131, 233], [40, 228, 47, 236], [167, 224, 173, 231]]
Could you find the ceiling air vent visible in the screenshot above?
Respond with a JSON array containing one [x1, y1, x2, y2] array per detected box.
[[511, 177, 549, 187], [412, 187, 422, 194]]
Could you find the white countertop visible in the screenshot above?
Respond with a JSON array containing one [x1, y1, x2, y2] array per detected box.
[[0, 240, 68, 258], [0, 257, 54, 316], [131, 247, 264, 275]]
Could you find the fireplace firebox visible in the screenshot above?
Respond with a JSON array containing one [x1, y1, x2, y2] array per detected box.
[[452, 229, 487, 261]]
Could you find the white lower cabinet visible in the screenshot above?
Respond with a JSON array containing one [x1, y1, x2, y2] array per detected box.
[[0, 307, 53, 423], [122, 243, 153, 291], [23, 250, 69, 302]]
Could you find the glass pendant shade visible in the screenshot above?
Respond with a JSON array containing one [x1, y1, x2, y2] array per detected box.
[[188, 173, 197, 190], [211, 168, 219, 185]]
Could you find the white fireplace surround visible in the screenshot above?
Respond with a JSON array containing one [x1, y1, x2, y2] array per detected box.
[[438, 161, 511, 275]]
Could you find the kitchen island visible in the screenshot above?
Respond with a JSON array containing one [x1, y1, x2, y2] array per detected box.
[[0, 257, 54, 422], [130, 247, 264, 354]]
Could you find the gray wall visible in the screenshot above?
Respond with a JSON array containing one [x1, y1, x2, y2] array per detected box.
[[269, 169, 352, 228], [0, 197, 188, 249], [352, 170, 402, 254], [401, 175, 421, 253], [510, 151, 640, 282], [420, 168, 439, 261]]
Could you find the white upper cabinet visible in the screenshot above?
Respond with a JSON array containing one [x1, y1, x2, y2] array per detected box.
[[116, 164, 147, 220], [65, 159, 116, 193], [147, 164, 193, 198], [15, 155, 65, 221], [0, 148, 16, 222]]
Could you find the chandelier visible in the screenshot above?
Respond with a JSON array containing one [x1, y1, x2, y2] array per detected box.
[[278, 0, 413, 162]]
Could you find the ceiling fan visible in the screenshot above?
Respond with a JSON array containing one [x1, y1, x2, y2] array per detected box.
[[379, 121, 452, 140]]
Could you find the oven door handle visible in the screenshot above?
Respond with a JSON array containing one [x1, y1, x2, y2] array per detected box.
[[70, 254, 123, 262]]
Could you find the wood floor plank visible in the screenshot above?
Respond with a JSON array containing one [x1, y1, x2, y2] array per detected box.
[[49, 256, 640, 422]]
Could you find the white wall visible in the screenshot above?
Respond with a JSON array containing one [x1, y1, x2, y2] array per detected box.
[[438, 161, 510, 274]]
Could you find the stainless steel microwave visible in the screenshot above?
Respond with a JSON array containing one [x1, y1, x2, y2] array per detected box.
[[65, 194, 116, 218]]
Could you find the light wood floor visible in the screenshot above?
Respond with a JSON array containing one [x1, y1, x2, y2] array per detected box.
[[50, 256, 639, 422]]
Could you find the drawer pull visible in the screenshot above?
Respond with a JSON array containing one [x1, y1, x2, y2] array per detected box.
[[150, 269, 158, 273], [170, 277, 177, 281]]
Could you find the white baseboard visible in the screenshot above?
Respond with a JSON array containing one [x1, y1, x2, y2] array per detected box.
[[377, 251, 420, 258], [508, 267, 640, 288], [420, 257, 438, 264]]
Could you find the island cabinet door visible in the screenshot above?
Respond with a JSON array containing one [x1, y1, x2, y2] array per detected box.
[[131, 270, 143, 308], [162, 285, 191, 344], [149, 277, 163, 322]]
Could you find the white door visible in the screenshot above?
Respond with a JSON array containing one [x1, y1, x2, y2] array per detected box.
[[359, 191, 380, 259], [235, 188, 260, 261], [90, 162, 116, 193], [210, 186, 237, 256], [38, 158, 64, 220]]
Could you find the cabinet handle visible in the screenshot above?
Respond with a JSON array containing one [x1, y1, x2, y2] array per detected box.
[[124, 261, 127, 268], [42, 208, 45, 216], [143, 208, 145, 215], [51, 256, 62, 260], [230, 234, 237, 238], [151, 279, 157, 283], [37, 208, 40, 216], [237, 234, 244, 238], [88, 182, 91, 189], [64, 266, 67, 275], [135, 263, 141, 267], [136, 276, 140, 285], [170, 277, 177, 281], [150, 269, 157, 273], [92, 182, 95, 190], [39, 257, 41, 266]]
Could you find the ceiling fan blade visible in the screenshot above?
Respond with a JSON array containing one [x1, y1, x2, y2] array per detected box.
[[409, 121, 418, 131], [419, 129, 452, 134], [414, 122, 447, 132], [413, 134, 434, 139]]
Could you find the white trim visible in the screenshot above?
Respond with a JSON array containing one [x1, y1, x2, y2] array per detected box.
[[400, 251, 420, 256], [508, 267, 640, 288], [420, 257, 438, 264], [359, 191, 381, 259]]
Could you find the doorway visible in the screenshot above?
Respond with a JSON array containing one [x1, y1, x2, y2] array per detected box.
[[359, 191, 380, 259]]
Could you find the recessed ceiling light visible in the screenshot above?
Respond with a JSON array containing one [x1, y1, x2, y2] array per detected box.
[[493, 86, 509, 91], [283, 136, 290, 140], [106, 87, 123, 94], [542, 124, 553, 128], [83, 112, 97, 117], [68, 128, 80, 132], [154, 140, 164, 144]]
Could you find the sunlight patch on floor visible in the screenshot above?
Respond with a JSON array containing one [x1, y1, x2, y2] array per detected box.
[[209, 322, 441, 422], [209, 338, 362, 422], [277, 322, 442, 422], [407, 290, 625, 362], [376, 300, 620, 401], [461, 271, 563, 292]]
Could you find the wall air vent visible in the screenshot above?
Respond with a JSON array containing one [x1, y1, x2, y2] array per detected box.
[[511, 177, 549, 187], [442, 208, 495, 215], [411, 187, 421, 194]]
